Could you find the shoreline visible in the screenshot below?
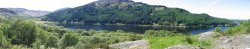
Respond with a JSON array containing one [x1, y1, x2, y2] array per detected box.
[[57, 22, 224, 28]]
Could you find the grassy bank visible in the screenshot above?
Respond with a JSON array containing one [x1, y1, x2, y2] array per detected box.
[[144, 30, 212, 49]]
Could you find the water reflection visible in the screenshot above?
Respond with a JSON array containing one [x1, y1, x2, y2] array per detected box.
[[58, 24, 229, 34]]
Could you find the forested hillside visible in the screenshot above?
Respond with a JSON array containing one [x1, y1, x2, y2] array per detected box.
[[44, 0, 235, 26], [0, 0, 249, 49]]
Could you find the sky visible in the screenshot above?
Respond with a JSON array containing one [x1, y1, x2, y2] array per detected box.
[[0, 0, 249, 20]]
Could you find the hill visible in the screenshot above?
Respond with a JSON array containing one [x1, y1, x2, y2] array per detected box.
[[0, 8, 50, 17], [44, 0, 235, 27]]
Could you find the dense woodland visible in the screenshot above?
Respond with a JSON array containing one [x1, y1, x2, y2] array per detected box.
[[0, 16, 144, 49], [0, 16, 214, 49], [44, 0, 235, 27], [1, 15, 249, 49]]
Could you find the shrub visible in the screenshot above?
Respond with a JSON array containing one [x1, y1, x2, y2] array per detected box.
[[0, 31, 10, 48], [74, 42, 94, 49], [8, 20, 38, 46], [213, 27, 222, 32], [185, 37, 193, 44], [46, 35, 59, 47], [145, 30, 175, 37], [9, 45, 31, 49], [225, 21, 250, 35], [59, 33, 80, 48]]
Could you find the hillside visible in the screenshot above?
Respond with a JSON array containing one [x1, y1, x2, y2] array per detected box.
[[0, 8, 17, 17], [44, 0, 234, 26], [0, 8, 50, 17]]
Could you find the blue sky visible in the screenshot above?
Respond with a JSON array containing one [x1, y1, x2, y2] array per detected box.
[[0, 0, 249, 20]]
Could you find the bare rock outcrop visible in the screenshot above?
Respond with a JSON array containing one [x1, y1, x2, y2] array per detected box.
[[165, 44, 201, 49], [199, 31, 216, 40], [199, 32, 250, 49], [213, 34, 250, 49], [109, 40, 149, 49]]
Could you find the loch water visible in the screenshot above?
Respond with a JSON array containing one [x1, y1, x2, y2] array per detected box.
[[58, 24, 229, 34]]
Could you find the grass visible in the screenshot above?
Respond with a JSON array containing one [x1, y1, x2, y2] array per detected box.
[[146, 35, 212, 49]]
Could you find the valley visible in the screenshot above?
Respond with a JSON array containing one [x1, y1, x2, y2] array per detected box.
[[0, 0, 249, 49]]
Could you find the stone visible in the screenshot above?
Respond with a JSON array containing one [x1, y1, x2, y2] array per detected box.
[[165, 44, 201, 49], [109, 40, 149, 49]]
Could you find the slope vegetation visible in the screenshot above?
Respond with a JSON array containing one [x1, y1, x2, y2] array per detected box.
[[44, 0, 234, 27]]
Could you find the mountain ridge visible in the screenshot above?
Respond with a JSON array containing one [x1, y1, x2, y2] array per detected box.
[[0, 8, 50, 17], [44, 0, 235, 26]]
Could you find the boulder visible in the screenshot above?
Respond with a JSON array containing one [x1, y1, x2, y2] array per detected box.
[[165, 44, 201, 49], [109, 40, 149, 49]]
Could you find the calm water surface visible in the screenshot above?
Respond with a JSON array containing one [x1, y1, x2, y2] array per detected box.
[[58, 24, 229, 34]]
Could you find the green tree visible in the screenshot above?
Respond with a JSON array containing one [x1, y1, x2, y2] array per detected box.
[[213, 27, 222, 32], [0, 31, 10, 48], [33, 29, 59, 48], [9, 20, 37, 46], [59, 33, 79, 48], [46, 35, 59, 47], [145, 30, 175, 37]]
